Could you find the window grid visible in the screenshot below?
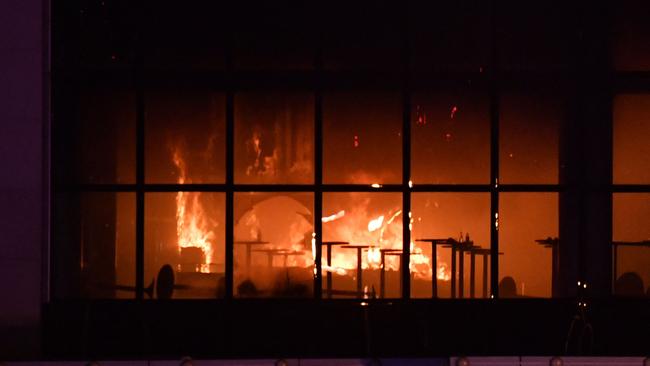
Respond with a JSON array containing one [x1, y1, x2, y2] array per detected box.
[[55, 9, 626, 302]]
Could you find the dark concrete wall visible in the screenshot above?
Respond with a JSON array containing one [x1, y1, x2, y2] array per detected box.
[[0, 0, 47, 359]]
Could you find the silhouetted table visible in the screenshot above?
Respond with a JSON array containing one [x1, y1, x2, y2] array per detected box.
[[535, 237, 560, 296], [416, 238, 457, 298], [442, 240, 474, 298], [234, 240, 270, 274], [379, 248, 402, 298], [321, 241, 349, 298], [465, 247, 503, 298], [251, 248, 285, 268], [341, 244, 372, 296]]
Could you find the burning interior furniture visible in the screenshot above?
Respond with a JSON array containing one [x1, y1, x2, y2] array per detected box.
[[48, 0, 650, 358]]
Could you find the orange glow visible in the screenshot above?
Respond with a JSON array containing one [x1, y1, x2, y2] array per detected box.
[[173, 147, 215, 273], [367, 216, 384, 232], [324, 195, 450, 280], [322, 210, 345, 223]]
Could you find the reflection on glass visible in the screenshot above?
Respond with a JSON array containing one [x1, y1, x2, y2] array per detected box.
[[614, 94, 650, 184], [500, 93, 562, 183], [411, 193, 490, 298], [235, 92, 314, 184], [323, 92, 402, 184], [234, 192, 314, 298], [499, 193, 558, 298], [146, 90, 225, 183], [322, 193, 402, 298], [55, 88, 135, 184], [145, 193, 225, 299], [411, 92, 490, 184], [54, 193, 135, 299], [613, 194, 650, 297]]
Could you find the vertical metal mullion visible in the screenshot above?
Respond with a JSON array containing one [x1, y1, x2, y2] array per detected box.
[[225, 75, 235, 300], [134, 6, 145, 301], [314, 40, 323, 299], [489, 0, 500, 299], [401, 4, 411, 299]]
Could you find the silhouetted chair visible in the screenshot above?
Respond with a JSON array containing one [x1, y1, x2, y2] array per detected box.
[[499, 276, 517, 298], [156, 264, 175, 299], [615, 272, 644, 297], [237, 279, 259, 297]]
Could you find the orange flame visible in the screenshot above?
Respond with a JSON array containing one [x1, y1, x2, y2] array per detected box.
[[324, 198, 450, 280], [322, 210, 346, 223], [173, 148, 215, 273]]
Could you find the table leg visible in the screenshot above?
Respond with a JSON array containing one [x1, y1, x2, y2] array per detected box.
[[432, 243, 438, 298], [459, 249, 465, 299], [356, 248, 363, 296], [380, 251, 386, 299], [397, 253, 402, 297], [327, 244, 332, 299], [470, 252, 476, 298], [451, 246, 457, 299], [246, 244, 252, 276], [482, 254, 488, 298]]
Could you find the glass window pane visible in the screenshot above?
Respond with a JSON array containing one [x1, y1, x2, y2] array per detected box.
[[323, 92, 402, 184], [613, 194, 650, 297], [146, 90, 226, 183], [323, 3, 400, 71], [232, 4, 313, 70], [322, 193, 402, 298], [498, 1, 576, 70], [499, 193, 558, 298], [234, 192, 314, 298], [613, 0, 650, 71], [77, 1, 135, 68], [410, 2, 489, 73], [145, 192, 226, 299], [143, 5, 225, 70], [411, 91, 490, 184], [613, 94, 650, 184], [54, 86, 135, 184], [500, 92, 563, 184], [235, 92, 314, 184], [53, 192, 135, 299], [411, 193, 491, 299]]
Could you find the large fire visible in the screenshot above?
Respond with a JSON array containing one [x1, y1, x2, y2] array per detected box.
[[171, 141, 451, 284], [322, 195, 451, 281], [173, 147, 215, 273]]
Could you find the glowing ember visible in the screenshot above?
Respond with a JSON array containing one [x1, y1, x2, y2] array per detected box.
[[173, 147, 215, 273], [416, 105, 427, 125], [353, 135, 360, 148], [450, 105, 458, 119]]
